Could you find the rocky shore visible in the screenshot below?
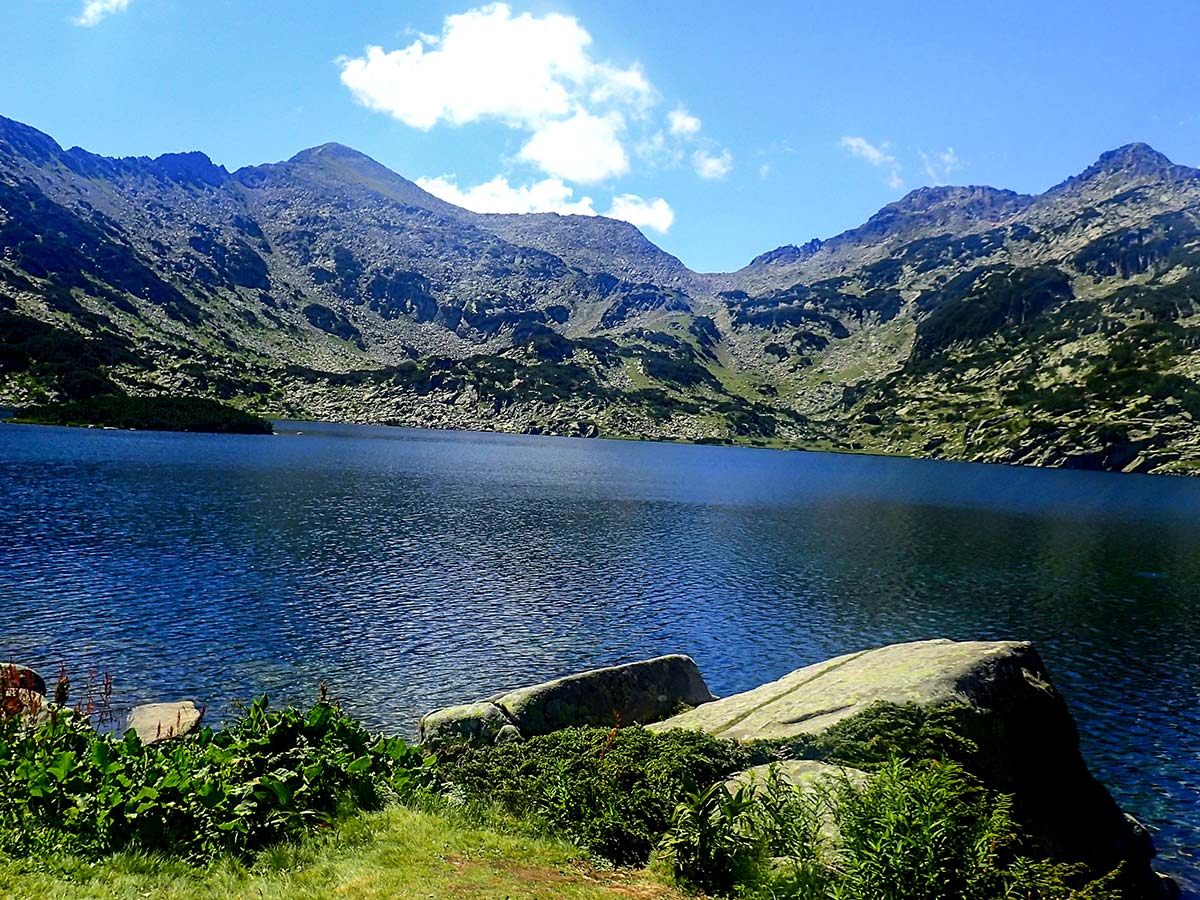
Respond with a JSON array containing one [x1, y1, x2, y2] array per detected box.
[[4, 639, 1183, 898], [419, 639, 1181, 899]]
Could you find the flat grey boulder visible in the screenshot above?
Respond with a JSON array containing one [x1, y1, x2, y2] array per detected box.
[[419, 654, 713, 747], [127, 701, 204, 744], [649, 638, 1047, 743]]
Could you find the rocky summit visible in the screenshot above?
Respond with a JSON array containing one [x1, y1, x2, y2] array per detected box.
[[2, 115, 1198, 473]]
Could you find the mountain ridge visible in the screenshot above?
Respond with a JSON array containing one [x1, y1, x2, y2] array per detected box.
[[2, 113, 1198, 474]]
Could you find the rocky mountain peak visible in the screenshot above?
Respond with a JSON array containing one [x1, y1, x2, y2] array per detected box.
[[846, 184, 1030, 247], [1087, 142, 1176, 179], [890, 184, 1027, 216], [145, 151, 228, 187], [287, 142, 374, 166], [1048, 143, 1197, 198]]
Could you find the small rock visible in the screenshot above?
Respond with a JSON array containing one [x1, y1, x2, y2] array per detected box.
[[419, 701, 515, 748], [1, 665, 48, 721], [127, 701, 204, 744], [1, 688, 49, 721], [495, 724, 523, 744]]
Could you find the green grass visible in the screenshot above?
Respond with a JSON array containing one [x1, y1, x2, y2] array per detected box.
[[0, 804, 685, 900]]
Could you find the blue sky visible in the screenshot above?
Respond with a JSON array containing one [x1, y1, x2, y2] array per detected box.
[[1, 1, 1197, 272]]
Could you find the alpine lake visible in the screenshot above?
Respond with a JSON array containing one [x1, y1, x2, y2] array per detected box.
[[2, 420, 1198, 887]]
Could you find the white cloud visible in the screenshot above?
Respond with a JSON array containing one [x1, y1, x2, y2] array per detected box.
[[693, 148, 733, 180], [416, 174, 596, 215], [667, 106, 701, 137], [74, 0, 131, 26], [920, 147, 963, 184], [340, 4, 644, 129], [758, 162, 772, 179], [518, 110, 630, 183], [606, 194, 675, 233], [416, 174, 673, 234], [342, 3, 728, 220], [338, 3, 655, 183], [840, 135, 904, 190]]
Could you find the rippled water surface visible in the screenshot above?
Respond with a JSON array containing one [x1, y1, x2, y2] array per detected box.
[[2, 421, 1199, 883]]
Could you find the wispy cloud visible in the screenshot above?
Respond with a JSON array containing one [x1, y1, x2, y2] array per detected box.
[[74, 0, 132, 27], [920, 147, 962, 184], [693, 148, 733, 180], [840, 135, 904, 190]]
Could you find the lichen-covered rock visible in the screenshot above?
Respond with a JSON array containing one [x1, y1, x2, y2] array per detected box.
[[495, 654, 713, 735], [419, 654, 714, 747], [419, 701, 515, 748], [651, 639, 1174, 899], [649, 639, 1052, 743], [127, 701, 203, 744]]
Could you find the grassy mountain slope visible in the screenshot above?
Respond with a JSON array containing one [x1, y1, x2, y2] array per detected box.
[[1, 115, 1197, 472]]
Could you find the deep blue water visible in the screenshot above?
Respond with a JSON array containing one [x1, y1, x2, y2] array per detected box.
[[1, 420, 1198, 885]]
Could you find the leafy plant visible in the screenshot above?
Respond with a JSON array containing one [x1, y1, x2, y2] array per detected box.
[[0, 696, 431, 861], [656, 780, 765, 894]]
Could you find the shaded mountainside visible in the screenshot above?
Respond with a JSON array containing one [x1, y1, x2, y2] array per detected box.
[[2, 114, 1198, 473]]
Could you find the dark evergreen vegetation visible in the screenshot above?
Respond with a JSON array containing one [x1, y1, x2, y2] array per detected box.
[[15, 394, 274, 434]]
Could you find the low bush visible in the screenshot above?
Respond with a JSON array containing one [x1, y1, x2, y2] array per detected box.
[[0, 697, 431, 861], [436, 725, 750, 865], [658, 757, 1122, 900]]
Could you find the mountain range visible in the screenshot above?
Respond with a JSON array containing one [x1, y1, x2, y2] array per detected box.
[[2, 114, 1198, 473]]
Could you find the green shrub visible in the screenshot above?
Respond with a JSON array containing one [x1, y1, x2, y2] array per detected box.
[[657, 757, 1122, 900], [435, 725, 750, 865], [0, 697, 431, 861]]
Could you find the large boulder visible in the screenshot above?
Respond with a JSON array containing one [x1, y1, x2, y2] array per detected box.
[[419, 654, 713, 747], [650, 639, 1175, 899], [127, 701, 204, 745]]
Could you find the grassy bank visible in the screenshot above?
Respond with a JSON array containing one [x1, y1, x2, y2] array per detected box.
[[0, 694, 1129, 900], [0, 805, 681, 900]]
